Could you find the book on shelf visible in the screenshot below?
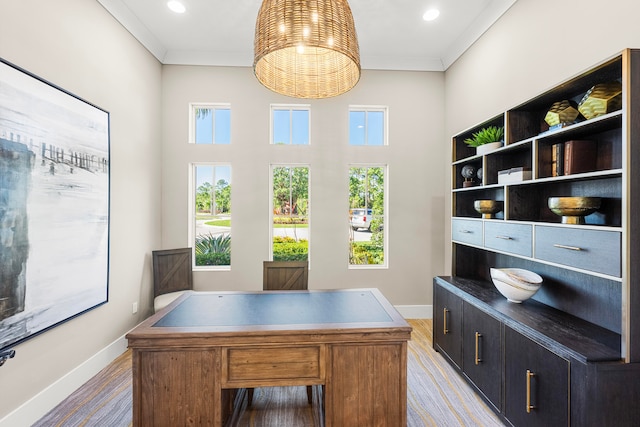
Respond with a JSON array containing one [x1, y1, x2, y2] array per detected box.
[[552, 142, 564, 176], [564, 140, 597, 175]]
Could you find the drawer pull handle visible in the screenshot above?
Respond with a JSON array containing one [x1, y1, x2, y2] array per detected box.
[[495, 235, 512, 240], [526, 370, 536, 413], [553, 243, 583, 251], [475, 332, 482, 365], [460, 229, 472, 234], [443, 308, 449, 334]]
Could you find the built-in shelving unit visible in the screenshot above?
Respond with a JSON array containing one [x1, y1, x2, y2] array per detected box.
[[434, 49, 640, 426]]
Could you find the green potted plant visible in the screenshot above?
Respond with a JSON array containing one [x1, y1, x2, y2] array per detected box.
[[464, 126, 504, 155]]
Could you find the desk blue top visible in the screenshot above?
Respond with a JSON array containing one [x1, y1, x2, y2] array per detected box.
[[153, 290, 393, 328]]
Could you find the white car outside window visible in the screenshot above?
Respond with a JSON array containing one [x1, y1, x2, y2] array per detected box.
[[350, 208, 373, 231]]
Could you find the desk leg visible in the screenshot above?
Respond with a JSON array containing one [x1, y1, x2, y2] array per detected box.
[[325, 342, 407, 427]]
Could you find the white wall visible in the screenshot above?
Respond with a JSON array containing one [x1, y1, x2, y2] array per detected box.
[[0, 0, 161, 422], [161, 66, 447, 306], [443, 0, 640, 271]]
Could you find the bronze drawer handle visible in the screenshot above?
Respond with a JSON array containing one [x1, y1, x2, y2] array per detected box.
[[526, 370, 536, 413], [553, 243, 583, 251], [475, 332, 482, 365], [495, 235, 513, 240]]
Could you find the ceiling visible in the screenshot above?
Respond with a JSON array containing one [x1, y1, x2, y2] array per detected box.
[[97, 0, 517, 72]]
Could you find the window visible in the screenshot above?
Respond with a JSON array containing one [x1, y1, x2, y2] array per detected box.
[[190, 103, 231, 144], [192, 164, 232, 268], [349, 106, 387, 146], [271, 166, 309, 261], [348, 166, 386, 267], [271, 105, 310, 145]]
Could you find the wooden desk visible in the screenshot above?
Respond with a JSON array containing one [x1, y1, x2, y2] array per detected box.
[[126, 288, 412, 426]]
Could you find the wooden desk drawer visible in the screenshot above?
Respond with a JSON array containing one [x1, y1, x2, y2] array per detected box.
[[484, 222, 532, 257], [452, 218, 483, 246], [534, 226, 621, 277], [223, 345, 324, 387]]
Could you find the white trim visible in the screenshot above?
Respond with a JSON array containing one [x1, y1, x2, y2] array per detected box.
[[347, 164, 388, 269], [0, 335, 128, 427], [188, 103, 231, 144], [190, 163, 233, 272], [395, 304, 432, 319], [348, 105, 389, 146], [269, 104, 311, 145]]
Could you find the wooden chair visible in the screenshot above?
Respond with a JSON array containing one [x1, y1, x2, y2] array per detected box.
[[152, 248, 193, 312], [263, 260, 309, 290], [247, 260, 313, 406]]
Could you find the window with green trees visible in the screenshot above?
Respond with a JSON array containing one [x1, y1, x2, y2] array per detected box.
[[348, 166, 386, 266], [271, 166, 309, 261], [192, 164, 232, 267]]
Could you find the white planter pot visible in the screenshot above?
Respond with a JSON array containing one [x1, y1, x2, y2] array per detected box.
[[476, 141, 503, 155]]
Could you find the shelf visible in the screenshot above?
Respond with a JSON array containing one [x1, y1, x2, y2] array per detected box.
[[441, 48, 640, 427]]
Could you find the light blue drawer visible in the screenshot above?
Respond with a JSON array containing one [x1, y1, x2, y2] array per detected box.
[[452, 218, 483, 246], [484, 222, 532, 257], [534, 226, 621, 277]]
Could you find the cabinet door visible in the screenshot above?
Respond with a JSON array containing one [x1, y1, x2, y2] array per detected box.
[[463, 302, 502, 409], [434, 284, 463, 368], [504, 327, 569, 427]]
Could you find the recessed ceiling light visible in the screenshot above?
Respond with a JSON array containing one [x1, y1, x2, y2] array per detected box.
[[167, 1, 186, 14], [423, 8, 440, 22]]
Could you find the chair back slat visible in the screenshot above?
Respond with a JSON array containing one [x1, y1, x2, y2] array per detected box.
[[263, 261, 308, 290], [152, 248, 193, 297]]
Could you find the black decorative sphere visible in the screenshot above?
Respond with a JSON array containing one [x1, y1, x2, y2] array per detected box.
[[461, 164, 476, 180]]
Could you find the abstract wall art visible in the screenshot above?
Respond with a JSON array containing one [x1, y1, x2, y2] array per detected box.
[[0, 58, 109, 353]]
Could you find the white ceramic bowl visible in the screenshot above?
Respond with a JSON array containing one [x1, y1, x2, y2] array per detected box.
[[490, 268, 542, 303], [490, 268, 542, 289]]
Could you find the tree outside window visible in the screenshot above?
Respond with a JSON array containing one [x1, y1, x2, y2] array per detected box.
[[193, 164, 231, 267], [271, 166, 309, 261], [349, 166, 386, 266]]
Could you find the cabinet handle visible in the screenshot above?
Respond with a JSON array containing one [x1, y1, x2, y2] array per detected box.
[[443, 308, 449, 334], [475, 332, 482, 365], [495, 235, 512, 240], [526, 370, 536, 413], [460, 229, 472, 234], [553, 243, 583, 251]]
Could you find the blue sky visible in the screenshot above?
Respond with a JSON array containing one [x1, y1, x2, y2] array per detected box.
[[196, 165, 231, 187]]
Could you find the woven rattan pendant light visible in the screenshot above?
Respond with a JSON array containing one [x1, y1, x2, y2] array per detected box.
[[254, 0, 361, 99]]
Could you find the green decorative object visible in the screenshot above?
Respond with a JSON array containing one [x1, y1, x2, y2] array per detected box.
[[463, 126, 504, 148], [544, 100, 580, 127], [578, 82, 622, 119]]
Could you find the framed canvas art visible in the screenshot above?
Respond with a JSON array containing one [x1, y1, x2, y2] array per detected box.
[[0, 58, 110, 353]]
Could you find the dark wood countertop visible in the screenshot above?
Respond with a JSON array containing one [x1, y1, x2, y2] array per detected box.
[[435, 276, 621, 363]]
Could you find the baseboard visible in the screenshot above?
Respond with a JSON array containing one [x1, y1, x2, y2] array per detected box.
[[0, 334, 129, 427], [395, 304, 432, 319]]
